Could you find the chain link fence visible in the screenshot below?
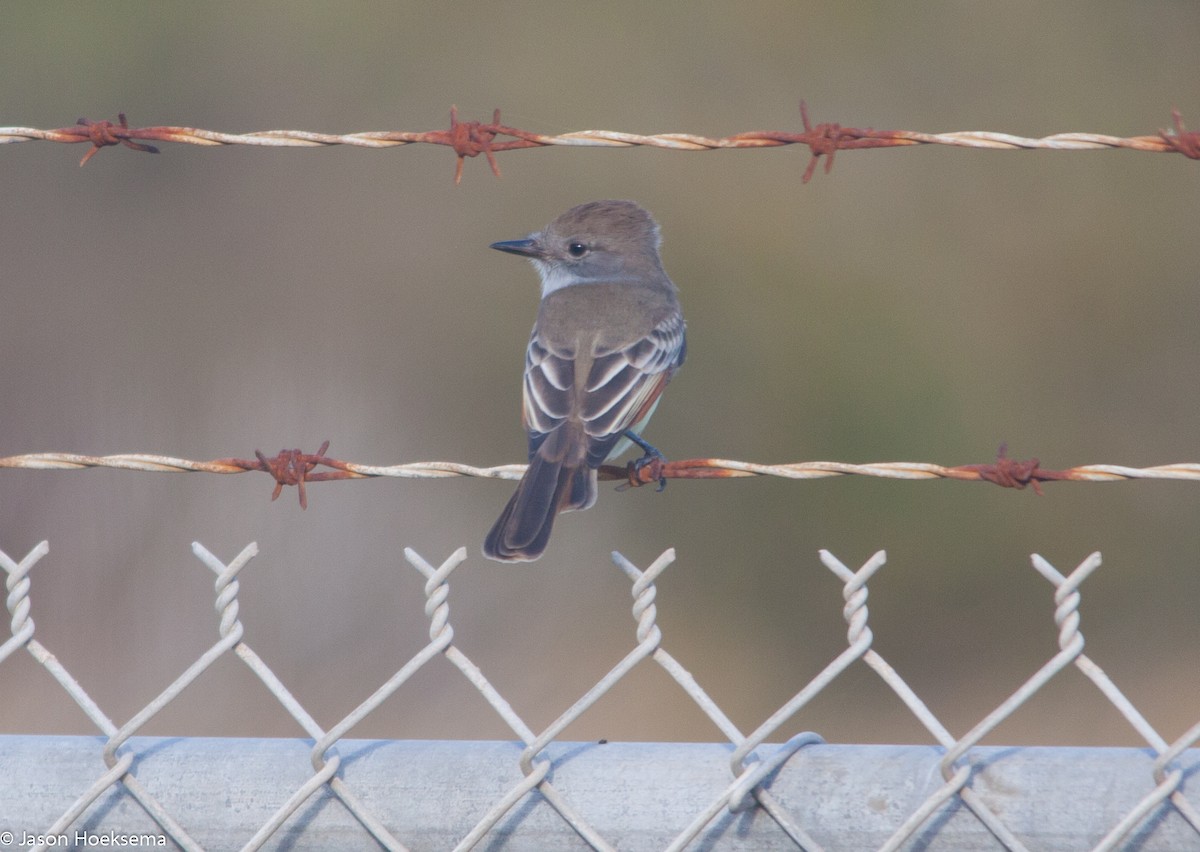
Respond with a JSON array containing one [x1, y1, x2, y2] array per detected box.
[[2, 540, 1197, 850]]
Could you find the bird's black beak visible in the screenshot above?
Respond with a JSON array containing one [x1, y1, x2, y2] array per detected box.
[[489, 238, 543, 258]]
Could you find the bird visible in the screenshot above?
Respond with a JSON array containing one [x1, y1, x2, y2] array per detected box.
[[483, 200, 686, 562]]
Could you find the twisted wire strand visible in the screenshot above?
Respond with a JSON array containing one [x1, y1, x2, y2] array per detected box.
[[3, 104, 1196, 181], [0, 124, 1180, 153], [2, 450, 1199, 493]]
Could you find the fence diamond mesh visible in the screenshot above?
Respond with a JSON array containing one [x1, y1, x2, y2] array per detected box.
[[2, 540, 1197, 851]]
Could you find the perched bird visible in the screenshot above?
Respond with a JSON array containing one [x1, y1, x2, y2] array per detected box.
[[483, 200, 686, 562]]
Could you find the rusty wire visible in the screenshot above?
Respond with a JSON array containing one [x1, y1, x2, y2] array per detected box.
[[2, 103, 1197, 183], [2, 442, 1200, 508]]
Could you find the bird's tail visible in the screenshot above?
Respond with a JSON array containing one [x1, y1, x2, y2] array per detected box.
[[483, 437, 597, 562]]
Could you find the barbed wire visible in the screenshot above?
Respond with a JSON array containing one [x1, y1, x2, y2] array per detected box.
[[2, 103, 1197, 183], [2, 441, 1200, 508]]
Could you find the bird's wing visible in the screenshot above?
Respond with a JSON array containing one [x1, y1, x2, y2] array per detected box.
[[522, 311, 685, 465]]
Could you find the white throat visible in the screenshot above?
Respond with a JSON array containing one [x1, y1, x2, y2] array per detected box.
[[534, 263, 591, 297]]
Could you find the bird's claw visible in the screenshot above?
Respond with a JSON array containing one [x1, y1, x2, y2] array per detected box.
[[626, 452, 668, 492]]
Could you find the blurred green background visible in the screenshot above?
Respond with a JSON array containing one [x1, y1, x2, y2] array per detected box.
[[1, 3, 1198, 749]]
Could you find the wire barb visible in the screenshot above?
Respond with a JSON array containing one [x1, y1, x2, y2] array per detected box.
[[73, 113, 160, 166], [798, 100, 842, 182], [952, 443, 1057, 495], [243, 440, 339, 509], [1159, 108, 1200, 160], [443, 105, 502, 184]]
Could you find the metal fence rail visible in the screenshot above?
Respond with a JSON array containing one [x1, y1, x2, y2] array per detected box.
[[2, 541, 1199, 851], [3, 737, 1198, 851]]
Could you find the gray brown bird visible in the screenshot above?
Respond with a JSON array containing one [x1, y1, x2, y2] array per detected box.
[[484, 200, 686, 562]]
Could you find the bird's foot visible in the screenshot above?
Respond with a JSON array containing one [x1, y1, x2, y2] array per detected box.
[[630, 452, 668, 491], [619, 430, 666, 491]]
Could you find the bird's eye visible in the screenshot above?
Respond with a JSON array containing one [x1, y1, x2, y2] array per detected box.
[[567, 242, 588, 258]]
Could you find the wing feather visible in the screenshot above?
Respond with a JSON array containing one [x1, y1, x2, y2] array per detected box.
[[582, 311, 684, 443], [522, 308, 685, 464]]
